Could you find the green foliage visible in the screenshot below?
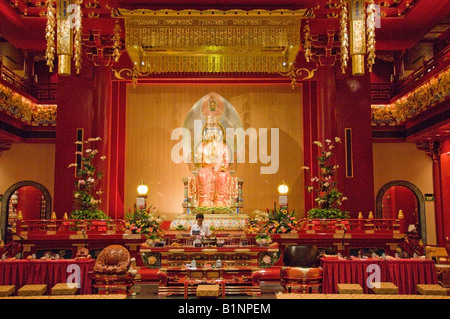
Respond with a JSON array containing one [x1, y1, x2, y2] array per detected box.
[[306, 208, 350, 219], [71, 209, 110, 220], [303, 137, 350, 219], [69, 137, 109, 220]]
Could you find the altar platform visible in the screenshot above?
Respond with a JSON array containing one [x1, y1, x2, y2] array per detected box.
[[10, 219, 146, 261], [169, 213, 248, 231]]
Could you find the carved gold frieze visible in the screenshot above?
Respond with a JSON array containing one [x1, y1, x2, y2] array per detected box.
[[277, 67, 318, 89], [113, 9, 309, 74]]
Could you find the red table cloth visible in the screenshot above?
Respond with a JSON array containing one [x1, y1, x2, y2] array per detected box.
[[321, 257, 437, 294], [321, 258, 387, 294], [0, 259, 95, 295], [385, 259, 438, 294]]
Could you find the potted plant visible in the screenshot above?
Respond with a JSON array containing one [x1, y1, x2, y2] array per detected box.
[[302, 137, 350, 220], [255, 233, 272, 246], [68, 137, 109, 220]]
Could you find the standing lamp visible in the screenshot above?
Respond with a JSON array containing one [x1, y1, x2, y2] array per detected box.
[[277, 181, 289, 210], [137, 182, 149, 209]]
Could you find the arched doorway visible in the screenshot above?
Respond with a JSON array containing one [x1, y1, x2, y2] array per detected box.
[[375, 180, 426, 243], [1, 181, 52, 242]]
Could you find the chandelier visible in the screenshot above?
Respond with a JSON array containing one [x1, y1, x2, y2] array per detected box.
[[113, 9, 309, 75], [45, 0, 83, 76], [339, 0, 377, 76]]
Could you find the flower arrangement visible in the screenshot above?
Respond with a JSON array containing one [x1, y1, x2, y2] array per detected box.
[[244, 210, 269, 234], [125, 204, 165, 240], [302, 137, 350, 219], [265, 203, 298, 234], [68, 137, 109, 220]]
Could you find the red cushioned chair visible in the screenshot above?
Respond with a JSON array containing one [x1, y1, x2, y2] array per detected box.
[[280, 267, 323, 293]]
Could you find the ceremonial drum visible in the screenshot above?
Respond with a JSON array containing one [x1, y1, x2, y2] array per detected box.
[[283, 245, 320, 267]]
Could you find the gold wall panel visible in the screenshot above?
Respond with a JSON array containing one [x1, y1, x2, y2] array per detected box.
[[115, 9, 309, 74], [125, 84, 304, 220]]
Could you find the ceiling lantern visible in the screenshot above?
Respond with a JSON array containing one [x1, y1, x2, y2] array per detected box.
[[113, 9, 310, 76], [45, 0, 83, 76], [339, 0, 377, 76]]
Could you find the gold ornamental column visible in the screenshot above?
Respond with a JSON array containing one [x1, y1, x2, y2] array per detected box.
[[349, 0, 366, 76], [57, 0, 73, 76]]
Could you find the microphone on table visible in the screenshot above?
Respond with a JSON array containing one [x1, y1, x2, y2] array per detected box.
[[81, 229, 88, 248], [342, 226, 347, 258]]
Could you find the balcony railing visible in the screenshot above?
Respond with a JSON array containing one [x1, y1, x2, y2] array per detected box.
[[0, 59, 30, 94], [0, 57, 57, 102], [295, 218, 405, 234], [398, 45, 450, 95], [16, 219, 128, 236], [370, 45, 450, 105]]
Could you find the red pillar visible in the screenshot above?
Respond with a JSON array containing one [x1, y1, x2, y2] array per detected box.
[[435, 138, 450, 246], [335, 72, 375, 217], [107, 80, 127, 219], [316, 67, 338, 141], [53, 66, 111, 218], [302, 81, 318, 213], [92, 66, 112, 215]]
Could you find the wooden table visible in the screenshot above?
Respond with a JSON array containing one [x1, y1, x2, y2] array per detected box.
[[157, 266, 261, 297], [321, 257, 438, 294]]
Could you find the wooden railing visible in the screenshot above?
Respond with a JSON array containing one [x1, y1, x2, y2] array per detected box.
[[0, 240, 22, 258], [295, 218, 405, 234], [0, 57, 30, 94], [398, 45, 450, 95], [15, 218, 406, 240], [0, 57, 57, 102], [370, 45, 450, 104], [16, 219, 128, 235]]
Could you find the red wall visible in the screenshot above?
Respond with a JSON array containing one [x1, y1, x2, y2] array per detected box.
[[16, 186, 42, 220], [302, 65, 375, 217], [386, 186, 418, 227], [53, 66, 111, 218], [439, 138, 450, 245], [335, 72, 375, 217]]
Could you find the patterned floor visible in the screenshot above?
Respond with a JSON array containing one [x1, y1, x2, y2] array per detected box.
[[275, 293, 450, 299], [0, 294, 128, 299], [1, 283, 448, 299]]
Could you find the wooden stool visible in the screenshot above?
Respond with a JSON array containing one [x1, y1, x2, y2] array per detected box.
[[370, 282, 399, 295], [436, 264, 450, 288], [417, 284, 448, 296], [18, 284, 47, 296], [337, 283, 364, 294], [51, 283, 79, 295], [196, 284, 220, 297], [0, 285, 15, 297]]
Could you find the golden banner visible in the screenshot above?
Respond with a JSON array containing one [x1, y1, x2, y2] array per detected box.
[[114, 9, 309, 74]]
